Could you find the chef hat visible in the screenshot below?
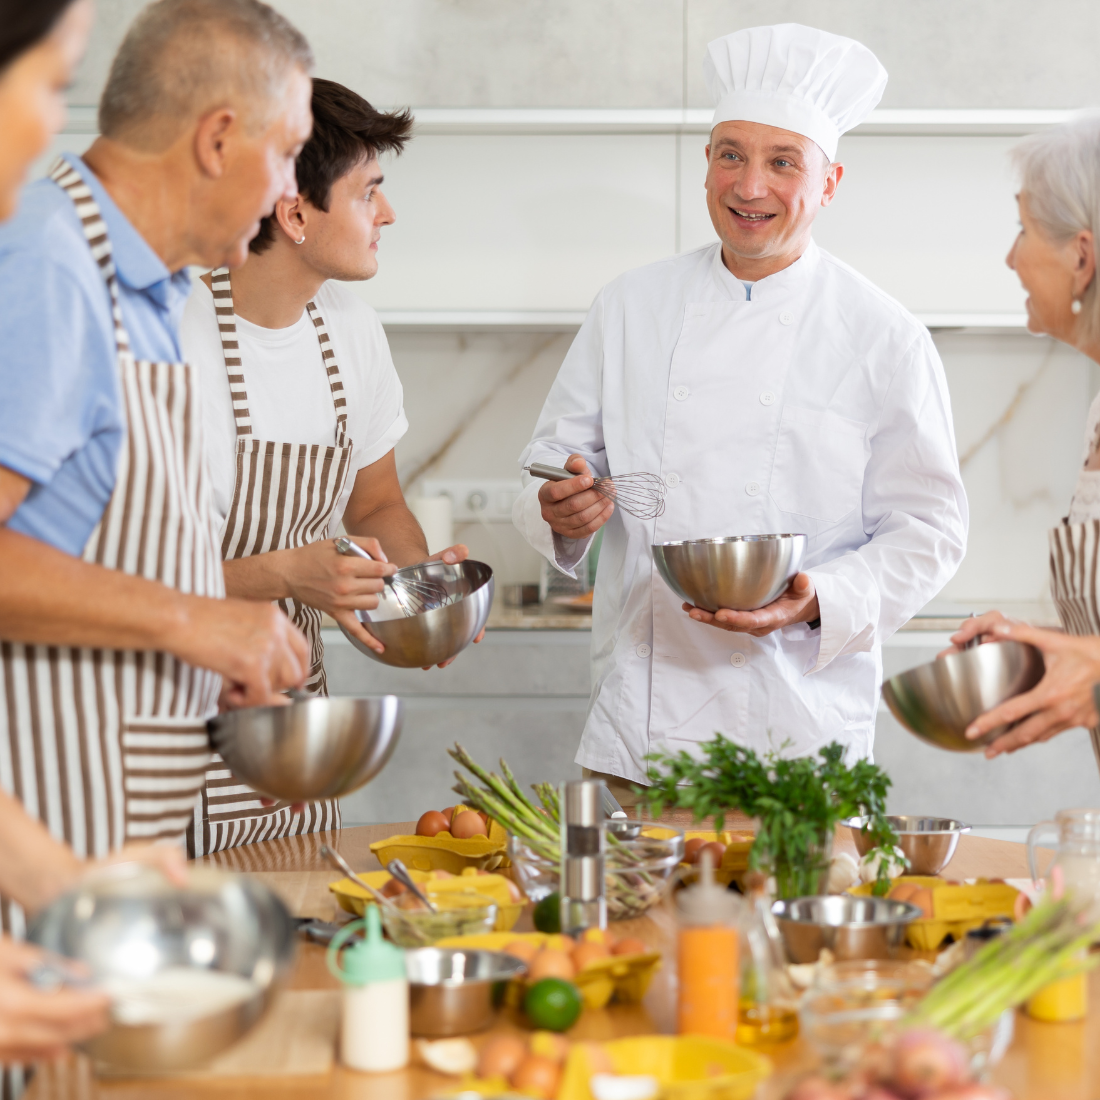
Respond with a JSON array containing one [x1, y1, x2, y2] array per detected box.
[[703, 24, 887, 161]]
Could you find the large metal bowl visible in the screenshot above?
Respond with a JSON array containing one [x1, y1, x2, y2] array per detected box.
[[406, 948, 526, 1036], [341, 560, 494, 668], [844, 815, 972, 875], [28, 864, 295, 1071], [882, 640, 1045, 752], [772, 895, 923, 964], [209, 695, 402, 802], [652, 534, 807, 612]]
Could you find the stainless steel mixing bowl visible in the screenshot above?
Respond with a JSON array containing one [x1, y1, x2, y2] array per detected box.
[[405, 948, 527, 1036], [209, 694, 402, 802], [772, 896, 923, 964], [844, 815, 972, 875], [28, 864, 295, 1071], [341, 560, 494, 668], [652, 534, 807, 612], [881, 640, 1045, 752]]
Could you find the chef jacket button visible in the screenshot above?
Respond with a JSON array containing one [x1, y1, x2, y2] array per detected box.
[[779, 310, 794, 325], [745, 481, 761, 496], [730, 652, 747, 667], [673, 385, 690, 401], [636, 643, 652, 658], [665, 473, 680, 488], [759, 390, 776, 406]]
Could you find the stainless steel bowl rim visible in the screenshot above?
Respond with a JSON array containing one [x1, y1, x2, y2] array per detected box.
[[654, 533, 807, 547], [841, 815, 972, 836], [772, 897, 924, 927], [404, 947, 527, 985]]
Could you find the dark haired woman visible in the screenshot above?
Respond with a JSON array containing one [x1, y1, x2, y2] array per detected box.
[[181, 78, 479, 852]]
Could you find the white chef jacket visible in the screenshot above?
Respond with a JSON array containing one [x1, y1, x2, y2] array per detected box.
[[513, 240, 968, 783]]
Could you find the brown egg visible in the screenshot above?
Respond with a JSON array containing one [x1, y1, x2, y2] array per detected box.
[[441, 806, 456, 825], [888, 882, 919, 903], [908, 887, 934, 918], [696, 842, 727, 869], [528, 948, 576, 983], [476, 1033, 528, 1080], [502, 939, 539, 963], [477, 811, 490, 828], [511, 1054, 562, 1099], [380, 877, 408, 898], [572, 941, 611, 970], [503, 878, 524, 903], [416, 810, 449, 837], [451, 810, 489, 839], [683, 838, 708, 865], [578, 1042, 613, 1075], [610, 936, 649, 956]]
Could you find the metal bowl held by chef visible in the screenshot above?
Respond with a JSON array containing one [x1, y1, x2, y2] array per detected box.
[[772, 895, 923, 964], [881, 639, 1044, 753], [342, 560, 494, 669], [209, 694, 402, 802], [28, 864, 295, 1072], [652, 534, 807, 613], [844, 815, 972, 875], [405, 947, 526, 1037]]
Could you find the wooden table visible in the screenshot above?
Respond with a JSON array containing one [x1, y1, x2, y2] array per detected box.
[[26, 821, 1100, 1100]]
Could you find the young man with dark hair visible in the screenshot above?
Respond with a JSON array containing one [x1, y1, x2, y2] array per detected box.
[[181, 78, 475, 853]]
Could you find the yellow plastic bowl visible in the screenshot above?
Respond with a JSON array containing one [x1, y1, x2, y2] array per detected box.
[[370, 810, 509, 874], [329, 867, 524, 932], [559, 1036, 771, 1100]]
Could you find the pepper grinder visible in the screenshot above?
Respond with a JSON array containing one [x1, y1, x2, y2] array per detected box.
[[560, 779, 607, 935]]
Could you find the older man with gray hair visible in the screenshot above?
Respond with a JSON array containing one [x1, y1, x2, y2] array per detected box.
[[0, 0, 318, 890]]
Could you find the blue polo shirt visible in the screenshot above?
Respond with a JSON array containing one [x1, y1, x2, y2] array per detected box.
[[0, 153, 192, 556]]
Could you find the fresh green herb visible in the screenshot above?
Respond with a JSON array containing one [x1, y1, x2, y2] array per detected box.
[[643, 736, 898, 897], [909, 895, 1100, 1039]]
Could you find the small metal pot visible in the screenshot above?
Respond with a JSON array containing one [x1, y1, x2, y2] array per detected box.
[[844, 815, 971, 875], [772, 895, 922, 964], [405, 948, 526, 1037]]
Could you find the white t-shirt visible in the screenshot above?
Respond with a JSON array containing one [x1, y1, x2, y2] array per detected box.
[[181, 278, 408, 535]]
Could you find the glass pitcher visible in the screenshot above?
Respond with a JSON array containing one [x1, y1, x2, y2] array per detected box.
[[1027, 808, 1100, 902]]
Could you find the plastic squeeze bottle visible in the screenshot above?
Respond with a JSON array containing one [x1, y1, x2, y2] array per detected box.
[[676, 851, 742, 1039], [327, 906, 409, 1072]]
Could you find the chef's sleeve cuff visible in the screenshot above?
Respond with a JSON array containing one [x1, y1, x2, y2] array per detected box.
[[804, 569, 877, 674], [511, 480, 592, 579]]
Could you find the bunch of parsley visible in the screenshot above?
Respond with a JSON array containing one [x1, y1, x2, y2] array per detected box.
[[643, 736, 898, 897]]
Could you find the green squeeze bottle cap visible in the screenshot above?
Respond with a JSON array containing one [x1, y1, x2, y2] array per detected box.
[[330, 905, 407, 985]]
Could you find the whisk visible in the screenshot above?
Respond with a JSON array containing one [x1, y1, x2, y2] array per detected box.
[[525, 462, 666, 520], [334, 536, 449, 617]]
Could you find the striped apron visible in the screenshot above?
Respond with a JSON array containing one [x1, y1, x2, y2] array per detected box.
[[187, 268, 350, 855], [1049, 516, 1100, 770], [0, 157, 222, 1095]]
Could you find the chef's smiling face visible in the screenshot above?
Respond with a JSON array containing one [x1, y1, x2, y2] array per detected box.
[[705, 120, 842, 279]]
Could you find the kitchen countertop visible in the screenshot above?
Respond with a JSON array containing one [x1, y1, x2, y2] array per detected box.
[[26, 820, 1099, 1100]]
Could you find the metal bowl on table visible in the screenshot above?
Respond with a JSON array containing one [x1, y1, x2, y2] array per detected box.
[[28, 864, 295, 1071], [772, 895, 922, 964], [341, 560, 494, 668], [406, 948, 526, 1036], [652, 534, 807, 612], [843, 815, 971, 875], [209, 694, 402, 802], [882, 639, 1044, 752]]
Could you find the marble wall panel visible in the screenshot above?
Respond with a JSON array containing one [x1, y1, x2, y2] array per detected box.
[[684, 0, 1100, 110]]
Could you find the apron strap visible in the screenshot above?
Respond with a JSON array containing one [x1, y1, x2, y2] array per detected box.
[[210, 268, 349, 447], [48, 157, 133, 358]]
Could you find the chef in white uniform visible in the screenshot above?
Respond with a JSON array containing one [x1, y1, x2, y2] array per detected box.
[[513, 24, 968, 794]]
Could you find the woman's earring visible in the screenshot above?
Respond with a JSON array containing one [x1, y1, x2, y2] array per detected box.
[[1072, 298, 1083, 315]]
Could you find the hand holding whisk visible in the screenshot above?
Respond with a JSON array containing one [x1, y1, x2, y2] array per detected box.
[[526, 461, 666, 520], [334, 537, 448, 617]]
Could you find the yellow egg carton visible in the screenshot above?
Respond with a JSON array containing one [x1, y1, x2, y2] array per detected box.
[[329, 866, 524, 932], [370, 805, 510, 874], [559, 1036, 772, 1100], [435, 929, 662, 1011], [849, 875, 1020, 951], [675, 830, 755, 888]]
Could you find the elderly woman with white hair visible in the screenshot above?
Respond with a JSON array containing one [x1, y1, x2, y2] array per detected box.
[[954, 116, 1100, 763]]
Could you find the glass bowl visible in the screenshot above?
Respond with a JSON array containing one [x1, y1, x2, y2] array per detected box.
[[379, 892, 497, 947], [507, 825, 684, 921]]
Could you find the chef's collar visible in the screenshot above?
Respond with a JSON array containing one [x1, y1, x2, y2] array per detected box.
[[710, 237, 820, 302], [62, 152, 192, 313]]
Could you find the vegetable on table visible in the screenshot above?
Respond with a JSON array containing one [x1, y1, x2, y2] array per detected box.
[[643, 736, 899, 897]]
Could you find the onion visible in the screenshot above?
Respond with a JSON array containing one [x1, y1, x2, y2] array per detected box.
[[891, 1029, 969, 1098]]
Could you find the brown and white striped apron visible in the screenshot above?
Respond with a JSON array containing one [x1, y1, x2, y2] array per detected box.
[[187, 268, 349, 855], [1049, 518, 1100, 770], [0, 160, 222, 901]]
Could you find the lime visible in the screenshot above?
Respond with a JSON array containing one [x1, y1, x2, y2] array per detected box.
[[532, 892, 561, 934], [525, 978, 583, 1031]]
